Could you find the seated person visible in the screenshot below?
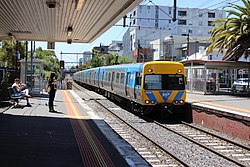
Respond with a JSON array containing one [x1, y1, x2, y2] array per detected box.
[[12, 78, 32, 107]]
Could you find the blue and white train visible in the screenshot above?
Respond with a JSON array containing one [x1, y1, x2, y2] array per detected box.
[[73, 61, 186, 115]]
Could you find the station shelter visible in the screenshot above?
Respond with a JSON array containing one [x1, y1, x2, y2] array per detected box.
[[20, 58, 44, 95], [181, 60, 250, 95]]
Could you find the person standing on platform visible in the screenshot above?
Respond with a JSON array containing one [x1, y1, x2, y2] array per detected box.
[[48, 72, 57, 112]]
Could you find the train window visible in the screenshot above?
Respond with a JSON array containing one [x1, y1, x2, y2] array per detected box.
[[126, 72, 131, 86], [120, 73, 125, 84], [105, 72, 108, 81], [102, 71, 104, 86], [144, 74, 185, 90], [108, 72, 111, 81], [135, 72, 142, 86], [144, 75, 161, 89], [165, 74, 185, 90], [116, 73, 120, 83]]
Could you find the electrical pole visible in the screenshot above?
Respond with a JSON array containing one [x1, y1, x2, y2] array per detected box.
[[25, 41, 28, 83], [15, 41, 18, 78], [30, 41, 33, 88], [187, 33, 189, 59], [173, 0, 177, 22], [137, 40, 140, 63]]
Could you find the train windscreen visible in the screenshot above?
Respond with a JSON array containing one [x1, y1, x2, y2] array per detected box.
[[144, 74, 185, 90]]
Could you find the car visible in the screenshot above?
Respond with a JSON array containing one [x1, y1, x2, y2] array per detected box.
[[231, 78, 250, 92]]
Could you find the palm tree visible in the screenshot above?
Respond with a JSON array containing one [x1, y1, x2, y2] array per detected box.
[[207, 0, 250, 61]]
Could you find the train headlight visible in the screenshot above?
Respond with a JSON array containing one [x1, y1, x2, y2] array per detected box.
[[151, 100, 155, 104], [148, 69, 153, 72], [174, 100, 179, 104], [177, 69, 182, 73], [145, 100, 150, 104], [179, 100, 184, 104]]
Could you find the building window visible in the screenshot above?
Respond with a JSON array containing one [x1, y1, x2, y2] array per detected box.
[[208, 12, 215, 18], [188, 29, 192, 33], [198, 13, 203, 17], [199, 21, 202, 26], [155, 22, 158, 27], [169, 20, 171, 23], [178, 19, 186, 25], [133, 19, 136, 24], [147, 6, 150, 10], [178, 11, 187, 16], [133, 10, 136, 16], [208, 21, 214, 26], [155, 19, 158, 27], [155, 6, 159, 14]]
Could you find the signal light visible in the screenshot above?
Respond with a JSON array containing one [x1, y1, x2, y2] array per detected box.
[[60, 60, 65, 69]]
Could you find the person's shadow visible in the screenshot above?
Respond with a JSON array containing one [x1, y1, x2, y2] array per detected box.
[[49, 110, 64, 114]]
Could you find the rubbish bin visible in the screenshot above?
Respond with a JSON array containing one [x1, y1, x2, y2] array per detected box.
[[67, 82, 72, 89], [206, 82, 216, 92]]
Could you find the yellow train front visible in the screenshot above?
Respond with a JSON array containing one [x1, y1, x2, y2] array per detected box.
[[140, 61, 186, 114]]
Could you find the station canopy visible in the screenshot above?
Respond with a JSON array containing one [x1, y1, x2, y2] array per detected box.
[[0, 0, 141, 43]]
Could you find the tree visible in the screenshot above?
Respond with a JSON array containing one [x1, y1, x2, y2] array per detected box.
[[35, 47, 60, 79], [117, 55, 133, 64], [90, 49, 105, 67], [207, 0, 250, 61], [0, 40, 25, 67]]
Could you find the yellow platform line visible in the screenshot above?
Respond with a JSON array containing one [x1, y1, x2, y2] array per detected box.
[[62, 90, 108, 166], [188, 98, 250, 113]]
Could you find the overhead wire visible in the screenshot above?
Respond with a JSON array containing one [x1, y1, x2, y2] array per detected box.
[[154, 0, 240, 32], [129, 0, 241, 48], [81, 0, 241, 54]]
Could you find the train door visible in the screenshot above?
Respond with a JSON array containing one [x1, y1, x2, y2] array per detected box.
[[111, 71, 115, 91], [101, 71, 104, 87], [125, 72, 131, 97], [97, 68, 100, 87], [134, 72, 142, 100]]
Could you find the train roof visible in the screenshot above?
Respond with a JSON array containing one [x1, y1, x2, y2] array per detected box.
[[74, 61, 183, 75]]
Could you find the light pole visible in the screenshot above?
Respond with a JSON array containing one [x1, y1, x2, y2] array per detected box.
[[170, 36, 174, 61], [195, 41, 199, 60], [187, 33, 189, 59]]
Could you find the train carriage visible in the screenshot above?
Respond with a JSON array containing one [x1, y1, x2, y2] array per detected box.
[[73, 61, 186, 115]]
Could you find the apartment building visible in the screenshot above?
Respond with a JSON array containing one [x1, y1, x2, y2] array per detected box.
[[123, 5, 226, 61]]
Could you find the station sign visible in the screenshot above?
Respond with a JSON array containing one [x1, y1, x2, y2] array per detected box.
[[47, 42, 55, 49]]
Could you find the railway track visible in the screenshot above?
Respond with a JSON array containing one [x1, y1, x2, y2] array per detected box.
[[72, 82, 250, 166], [153, 120, 250, 167], [72, 82, 187, 166], [94, 99, 189, 167]]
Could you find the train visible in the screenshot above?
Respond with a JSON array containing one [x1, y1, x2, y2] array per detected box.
[[73, 61, 186, 115]]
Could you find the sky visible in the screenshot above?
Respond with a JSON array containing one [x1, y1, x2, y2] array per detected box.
[[35, 0, 242, 65]]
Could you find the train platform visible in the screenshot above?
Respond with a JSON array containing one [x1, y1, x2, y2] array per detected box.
[[0, 90, 149, 167], [186, 92, 250, 121], [186, 91, 250, 142]]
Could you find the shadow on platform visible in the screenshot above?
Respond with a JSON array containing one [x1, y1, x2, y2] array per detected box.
[[0, 114, 129, 167]]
